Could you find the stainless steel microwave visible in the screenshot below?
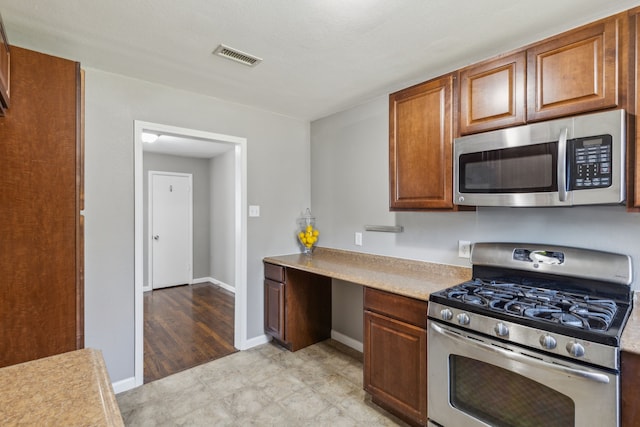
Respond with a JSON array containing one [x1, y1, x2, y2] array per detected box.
[[453, 109, 626, 207]]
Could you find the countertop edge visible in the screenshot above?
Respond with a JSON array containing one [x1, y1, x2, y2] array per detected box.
[[91, 349, 126, 426]]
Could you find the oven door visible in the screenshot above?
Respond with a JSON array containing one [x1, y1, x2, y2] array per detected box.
[[427, 320, 619, 427]]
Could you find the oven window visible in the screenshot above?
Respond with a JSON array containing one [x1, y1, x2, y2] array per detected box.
[[450, 355, 574, 427], [459, 142, 557, 193]]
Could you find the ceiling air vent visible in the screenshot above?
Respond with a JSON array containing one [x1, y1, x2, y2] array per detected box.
[[213, 44, 262, 67]]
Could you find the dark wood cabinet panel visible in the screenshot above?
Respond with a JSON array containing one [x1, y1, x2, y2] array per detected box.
[[364, 287, 428, 426], [459, 52, 526, 135], [389, 74, 454, 210], [0, 47, 83, 367], [621, 350, 640, 426], [263, 263, 331, 351], [283, 268, 332, 351], [631, 10, 640, 209], [527, 16, 619, 122]]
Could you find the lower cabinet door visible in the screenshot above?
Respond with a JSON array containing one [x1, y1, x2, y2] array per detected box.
[[621, 350, 640, 426], [364, 310, 427, 426], [264, 279, 285, 341]]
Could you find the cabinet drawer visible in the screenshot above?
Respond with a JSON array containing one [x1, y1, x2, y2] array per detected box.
[[364, 287, 427, 329], [264, 262, 285, 282]]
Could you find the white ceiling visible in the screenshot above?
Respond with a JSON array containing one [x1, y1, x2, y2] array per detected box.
[[0, 0, 639, 122]]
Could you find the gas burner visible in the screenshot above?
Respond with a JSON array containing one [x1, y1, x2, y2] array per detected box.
[[443, 279, 618, 332]]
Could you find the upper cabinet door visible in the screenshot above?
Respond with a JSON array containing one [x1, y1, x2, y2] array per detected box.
[[459, 52, 527, 135], [527, 16, 619, 122], [389, 74, 454, 210]]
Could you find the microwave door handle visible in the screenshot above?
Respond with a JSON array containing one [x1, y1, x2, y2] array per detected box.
[[430, 321, 610, 384], [557, 128, 568, 202]]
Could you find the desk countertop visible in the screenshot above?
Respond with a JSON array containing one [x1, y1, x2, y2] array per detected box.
[[264, 247, 472, 301], [265, 247, 640, 355], [0, 348, 124, 426]]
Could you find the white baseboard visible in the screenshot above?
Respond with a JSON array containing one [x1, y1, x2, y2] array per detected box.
[[192, 276, 236, 294], [238, 333, 270, 350], [331, 330, 363, 353], [112, 376, 137, 394]]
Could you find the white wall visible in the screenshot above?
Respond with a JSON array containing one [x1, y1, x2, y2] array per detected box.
[[210, 149, 236, 287], [84, 68, 309, 383], [311, 94, 640, 341]]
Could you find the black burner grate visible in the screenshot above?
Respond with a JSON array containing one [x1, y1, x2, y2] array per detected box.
[[446, 279, 617, 331]]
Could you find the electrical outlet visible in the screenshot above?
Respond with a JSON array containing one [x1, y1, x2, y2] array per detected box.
[[458, 240, 472, 258], [355, 232, 363, 246]]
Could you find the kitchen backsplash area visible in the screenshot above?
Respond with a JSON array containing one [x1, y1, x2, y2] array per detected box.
[[311, 95, 640, 290]]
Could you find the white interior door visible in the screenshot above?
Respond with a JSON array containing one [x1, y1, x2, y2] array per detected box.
[[150, 172, 193, 289]]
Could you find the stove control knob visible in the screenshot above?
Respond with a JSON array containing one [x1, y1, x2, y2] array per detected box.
[[539, 334, 557, 350], [440, 309, 453, 321], [494, 322, 509, 337], [456, 313, 470, 325], [566, 341, 585, 358]]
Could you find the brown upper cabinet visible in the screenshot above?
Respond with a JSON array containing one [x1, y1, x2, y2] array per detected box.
[[458, 14, 622, 135], [459, 52, 526, 135], [527, 15, 619, 122], [389, 74, 454, 210], [391, 11, 632, 211], [0, 14, 10, 114]]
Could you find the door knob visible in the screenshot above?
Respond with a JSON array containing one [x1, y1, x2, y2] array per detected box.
[[153, 235, 159, 240]]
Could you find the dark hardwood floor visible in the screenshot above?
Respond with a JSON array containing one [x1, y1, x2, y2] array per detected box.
[[144, 282, 237, 383]]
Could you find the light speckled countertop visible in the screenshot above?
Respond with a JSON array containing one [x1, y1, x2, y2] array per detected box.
[[0, 348, 124, 426], [265, 247, 640, 354], [622, 293, 640, 354], [264, 247, 472, 301]]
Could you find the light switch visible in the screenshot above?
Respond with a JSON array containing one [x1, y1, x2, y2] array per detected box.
[[249, 205, 260, 217]]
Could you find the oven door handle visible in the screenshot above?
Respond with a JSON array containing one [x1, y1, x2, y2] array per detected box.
[[557, 127, 569, 202], [430, 322, 610, 384]]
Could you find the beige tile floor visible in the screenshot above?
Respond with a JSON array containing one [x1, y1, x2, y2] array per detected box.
[[116, 340, 408, 426]]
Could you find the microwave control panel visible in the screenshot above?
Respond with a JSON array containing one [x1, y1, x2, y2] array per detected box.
[[569, 134, 612, 190]]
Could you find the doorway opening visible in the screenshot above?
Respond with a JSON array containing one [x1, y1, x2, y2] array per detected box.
[[134, 121, 248, 387]]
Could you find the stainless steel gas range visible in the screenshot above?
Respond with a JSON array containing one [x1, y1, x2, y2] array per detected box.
[[427, 242, 633, 427]]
